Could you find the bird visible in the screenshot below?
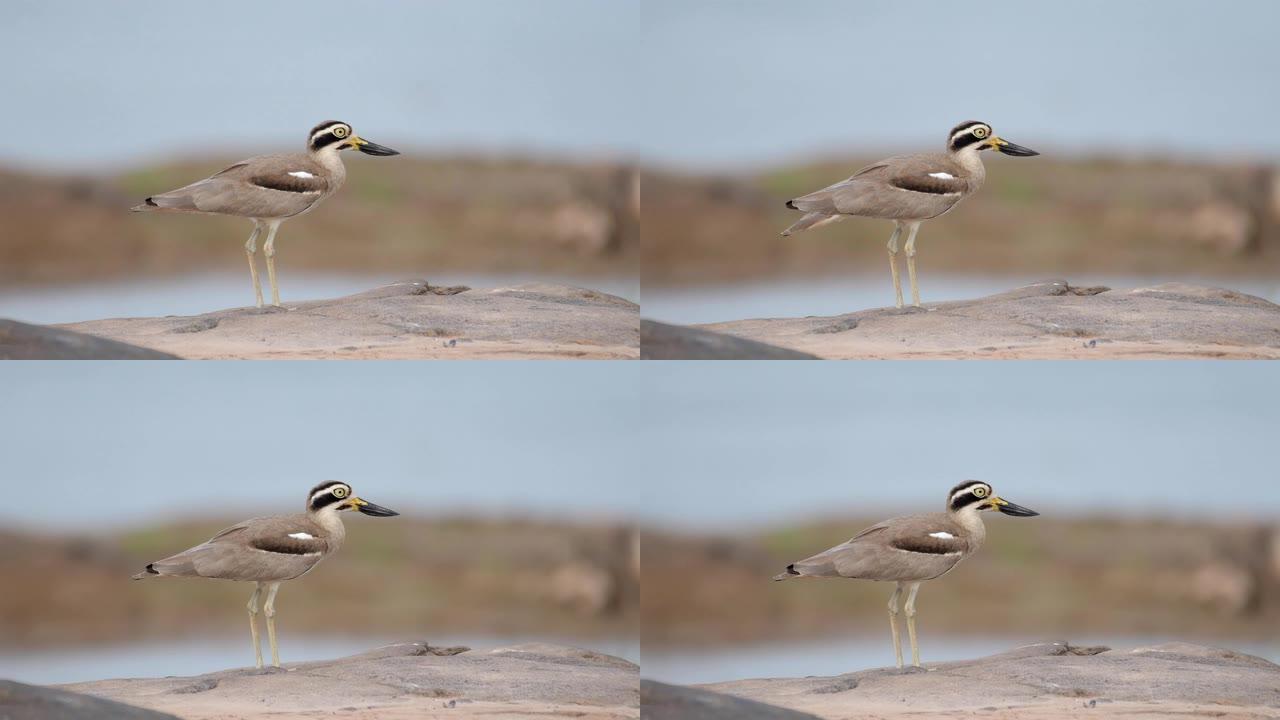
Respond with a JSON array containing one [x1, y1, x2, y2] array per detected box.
[[781, 121, 1038, 309], [131, 481, 399, 669], [131, 121, 400, 308], [773, 480, 1038, 669]]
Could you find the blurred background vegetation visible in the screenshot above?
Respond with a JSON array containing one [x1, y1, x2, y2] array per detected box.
[[643, 158, 1280, 287], [0, 157, 638, 287], [642, 516, 1279, 647], [1, 516, 637, 649]]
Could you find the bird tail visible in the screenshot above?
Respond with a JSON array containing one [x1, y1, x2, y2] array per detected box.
[[131, 563, 160, 580], [781, 211, 843, 236], [772, 564, 801, 582], [130, 197, 159, 212]]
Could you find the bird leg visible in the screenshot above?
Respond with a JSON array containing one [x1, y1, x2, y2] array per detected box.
[[263, 582, 282, 668], [904, 581, 922, 668], [244, 223, 264, 308], [247, 583, 263, 669], [903, 222, 922, 308], [885, 224, 904, 309], [262, 221, 282, 307], [887, 582, 904, 669]]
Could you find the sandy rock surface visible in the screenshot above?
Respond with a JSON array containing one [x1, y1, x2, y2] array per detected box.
[[697, 281, 1280, 359], [56, 281, 638, 359], [699, 641, 1280, 719], [61, 642, 638, 720]]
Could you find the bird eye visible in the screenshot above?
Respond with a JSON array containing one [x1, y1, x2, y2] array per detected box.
[[973, 127, 988, 139], [332, 486, 348, 498], [973, 486, 988, 497], [333, 126, 349, 138]]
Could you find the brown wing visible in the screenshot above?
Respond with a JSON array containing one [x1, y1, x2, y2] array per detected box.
[[137, 154, 328, 218], [888, 173, 968, 196], [248, 171, 329, 195], [888, 532, 968, 555]]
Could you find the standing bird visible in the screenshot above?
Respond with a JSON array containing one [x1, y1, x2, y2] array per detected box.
[[773, 481, 1038, 669], [132, 481, 399, 669], [781, 121, 1038, 309], [132, 121, 400, 308]]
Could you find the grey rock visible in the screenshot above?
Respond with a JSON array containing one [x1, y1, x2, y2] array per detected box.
[[698, 281, 1280, 359], [61, 642, 638, 718], [0, 679, 180, 720], [641, 319, 818, 359], [702, 641, 1280, 717], [641, 680, 821, 720], [0, 319, 178, 359], [55, 281, 638, 359]]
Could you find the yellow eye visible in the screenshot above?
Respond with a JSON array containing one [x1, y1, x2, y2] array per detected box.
[[333, 486, 348, 498], [973, 486, 988, 498], [333, 126, 349, 138], [973, 127, 988, 139]]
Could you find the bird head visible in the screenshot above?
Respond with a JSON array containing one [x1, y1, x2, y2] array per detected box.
[[306, 120, 399, 157], [946, 121, 1039, 157], [306, 480, 400, 517], [946, 480, 1039, 517]]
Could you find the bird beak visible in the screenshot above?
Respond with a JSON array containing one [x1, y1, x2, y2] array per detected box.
[[989, 136, 1039, 157], [990, 495, 1039, 517], [349, 135, 400, 156], [350, 496, 400, 517]]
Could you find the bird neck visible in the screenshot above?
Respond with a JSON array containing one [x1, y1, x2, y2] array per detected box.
[[950, 145, 987, 182], [309, 147, 348, 187], [310, 506, 348, 548], [950, 505, 987, 549]]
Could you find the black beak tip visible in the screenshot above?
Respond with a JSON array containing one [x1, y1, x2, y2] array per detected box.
[[358, 142, 400, 157], [999, 143, 1040, 158], [358, 503, 399, 517], [999, 503, 1040, 517]]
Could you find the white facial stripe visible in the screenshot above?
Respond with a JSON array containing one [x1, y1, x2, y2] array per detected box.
[[288, 532, 314, 540], [951, 125, 990, 142], [928, 531, 955, 539], [311, 125, 349, 142], [951, 483, 990, 503], [288, 171, 315, 179], [311, 484, 350, 502], [928, 172, 955, 180]]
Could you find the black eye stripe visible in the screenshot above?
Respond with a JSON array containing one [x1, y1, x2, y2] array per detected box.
[[310, 132, 344, 151]]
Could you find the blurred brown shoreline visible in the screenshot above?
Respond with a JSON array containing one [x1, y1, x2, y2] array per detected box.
[[0, 515, 638, 651], [643, 155, 1280, 287], [643, 515, 1280, 650], [0, 154, 639, 288]]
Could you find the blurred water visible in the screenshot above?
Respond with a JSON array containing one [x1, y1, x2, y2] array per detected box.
[[641, 275, 1280, 326], [0, 635, 640, 685], [642, 636, 1280, 685], [0, 272, 639, 325]]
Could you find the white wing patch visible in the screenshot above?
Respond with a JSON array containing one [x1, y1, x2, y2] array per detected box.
[[928, 172, 955, 180], [928, 531, 955, 540], [288, 171, 316, 179], [288, 532, 314, 540]]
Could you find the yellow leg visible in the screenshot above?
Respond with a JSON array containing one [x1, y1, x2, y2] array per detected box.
[[885, 224, 904, 309], [263, 582, 282, 667], [904, 582, 922, 668], [903, 222, 921, 308], [263, 221, 282, 307], [247, 583, 263, 669], [244, 224, 264, 308], [887, 582, 904, 669]]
